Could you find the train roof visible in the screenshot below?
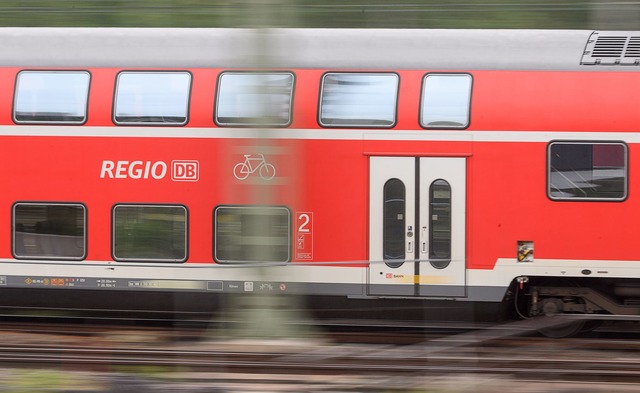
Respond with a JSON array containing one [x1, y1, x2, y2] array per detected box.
[[0, 28, 638, 71]]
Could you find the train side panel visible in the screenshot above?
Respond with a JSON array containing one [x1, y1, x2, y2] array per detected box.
[[0, 28, 639, 326]]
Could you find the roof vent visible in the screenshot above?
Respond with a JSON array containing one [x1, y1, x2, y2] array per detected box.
[[582, 31, 640, 65]]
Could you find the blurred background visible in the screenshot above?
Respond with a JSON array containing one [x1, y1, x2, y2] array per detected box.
[[1, 2, 639, 392], [0, 0, 639, 30]]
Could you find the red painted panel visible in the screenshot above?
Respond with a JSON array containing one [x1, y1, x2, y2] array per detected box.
[[470, 71, 640, 132], [0, 64, 639, 274], [467, 141, 640, 269]]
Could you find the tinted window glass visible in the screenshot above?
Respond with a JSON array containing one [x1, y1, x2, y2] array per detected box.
[[548, 142, 627, 201], [421, 74, 472, 128], [319, 73, 398, 127], [113, 205, 187, 262], [383, 178, 405, 268], [214, 206, 290, 263], [14, 71, 90, 124], [13, 203, 86, 260], [114, 72, 191, 125], [216, 72, 294, 126], [429, 179, 451, 269]]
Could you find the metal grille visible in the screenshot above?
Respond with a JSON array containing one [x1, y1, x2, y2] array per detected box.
[[625, 37, 640, 58], [582, 31, 640, 65]]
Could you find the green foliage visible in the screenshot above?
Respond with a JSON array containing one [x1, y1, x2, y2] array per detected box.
[[0, 0, 633, 29], [111, 365, 176, 377], [4, 369, 90, 391]]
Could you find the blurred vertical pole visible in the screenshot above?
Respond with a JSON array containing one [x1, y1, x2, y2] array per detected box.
[[216, 0, 317, 341]]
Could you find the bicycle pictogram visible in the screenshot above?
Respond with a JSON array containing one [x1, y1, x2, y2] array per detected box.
[[233, 154, 276, 180]]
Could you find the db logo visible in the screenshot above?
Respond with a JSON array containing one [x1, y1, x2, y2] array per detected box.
[[172, 160, 199, 182], [101, 160, 199, 182]]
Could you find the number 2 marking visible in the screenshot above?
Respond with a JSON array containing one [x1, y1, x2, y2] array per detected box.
[[298, 213, 310, 233]]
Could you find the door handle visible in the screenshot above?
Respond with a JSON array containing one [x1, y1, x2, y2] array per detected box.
[[421, 226, 427, 253]]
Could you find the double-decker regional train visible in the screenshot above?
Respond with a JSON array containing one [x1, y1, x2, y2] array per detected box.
[[0, 28, 638, 335]]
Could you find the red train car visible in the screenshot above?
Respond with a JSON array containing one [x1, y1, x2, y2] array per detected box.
[[0, 28, 638, 335]]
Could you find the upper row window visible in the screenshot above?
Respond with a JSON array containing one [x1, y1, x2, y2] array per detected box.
[[319, 73, 399, 128], [215, 72, 294, 127], [114, 71, 191, 126], [12, 70, 472, 129], [421, 74, 472, 129], [318, 72, 472, 129], [14, 71, 90, 124]]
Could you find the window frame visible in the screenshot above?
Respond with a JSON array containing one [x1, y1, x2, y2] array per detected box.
[[318, 72, 400, 128], [111, 203, 189, 263], [113, 70, 192, 126], [13, 70, 91, 125], [214, 71, 295, 127], [213, 205, 291, 264], [419, 73, 473, 130], [547, 140, 628, 202], [12, 202, 87, 260]]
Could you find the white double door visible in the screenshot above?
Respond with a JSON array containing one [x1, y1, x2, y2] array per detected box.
[[369, 157, 466, 297]]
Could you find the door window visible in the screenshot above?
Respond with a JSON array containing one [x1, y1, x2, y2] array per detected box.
[[383, 178, 406, 268], [429, 179, 452, 269]]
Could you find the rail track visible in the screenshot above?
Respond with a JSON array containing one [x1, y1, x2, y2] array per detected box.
[[0, 317, 640, 391]]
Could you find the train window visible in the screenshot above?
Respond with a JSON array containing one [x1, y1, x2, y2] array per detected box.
[[215, 72, 294, 127], [14, 71, 90, 124], [420, 74, 472, 129], [383, 179, 405, 268], [114, 71, 191, 126], [548, 142, 628, 201], [13, 203, 86, 260], [319, 73, 399, 127], [429, 179, 452, 269], [214, 206, 290, 263], [112, 205, 187, 262]]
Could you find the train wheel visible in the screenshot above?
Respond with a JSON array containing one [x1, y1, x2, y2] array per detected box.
[[536, 297, 585, 338]]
